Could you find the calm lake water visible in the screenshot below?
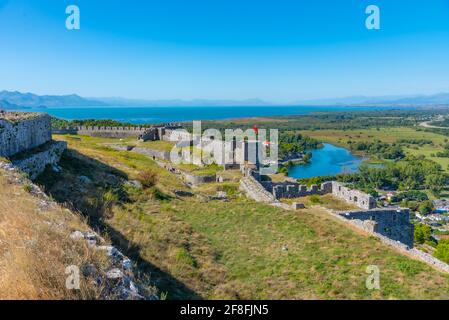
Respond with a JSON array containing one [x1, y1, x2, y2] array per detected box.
[[288, 144, 364, 179], [18, 105, 396, 124]]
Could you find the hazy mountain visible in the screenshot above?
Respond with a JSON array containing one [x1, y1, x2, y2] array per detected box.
[[295, 93, 449, 106], [3, 90, 449, 109], [0, 99, 23, 110], [95, 97, 272, 107], [0, 91, 107, 108]]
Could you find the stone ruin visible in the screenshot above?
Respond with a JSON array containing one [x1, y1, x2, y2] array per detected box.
[[138, 124, 183, 141], [338, 208, 414, 248], [245, 167, 376, 210], [0, 112, 52, 157], [0, 112, 66, 179], [240, 167, 415, 247]]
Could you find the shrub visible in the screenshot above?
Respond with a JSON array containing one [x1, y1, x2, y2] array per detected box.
[[102, 189, 119, 217], [138, 170, 158, 188], [23, 183, 33, 193], [414, 223, 432, 244], [309, 195, 322, 204], [435, 240, 449, 263], [418, 201, 435, 216]]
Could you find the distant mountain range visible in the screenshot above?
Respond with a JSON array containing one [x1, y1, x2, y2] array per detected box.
[[296, 93, 449, 106], [0, 91, 107, 109], [1, 90, 449, 110], [95, 97, 271, 107]]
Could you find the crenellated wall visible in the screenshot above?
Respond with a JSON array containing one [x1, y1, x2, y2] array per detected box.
[[53, 124, 185, 140], [241, 167, 376, 211], [0, 113, 52, 157], [261, 181, 333, 199], [53, 126, 147, 138]]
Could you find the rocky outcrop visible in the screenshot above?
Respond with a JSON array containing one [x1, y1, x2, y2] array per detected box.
[[70, 230, 158, 300], [0, 160, 159, 299], [12, 141, 67, 180]]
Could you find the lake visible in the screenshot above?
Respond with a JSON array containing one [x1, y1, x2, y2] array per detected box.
[[288, 144, 364, 179], [17, 105, 397, 124]]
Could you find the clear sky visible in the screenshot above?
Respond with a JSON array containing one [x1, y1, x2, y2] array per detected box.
[[0, 0, 449, 102]]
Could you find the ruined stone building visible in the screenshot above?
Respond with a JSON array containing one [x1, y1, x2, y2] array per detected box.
[[0, 112, 66, 179]]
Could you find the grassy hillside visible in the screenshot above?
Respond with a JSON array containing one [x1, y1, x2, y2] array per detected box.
[[30, 133, 449, 299], [0, 167, 108, 299]]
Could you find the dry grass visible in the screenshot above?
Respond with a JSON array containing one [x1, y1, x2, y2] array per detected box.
[[0, 171, 109, 300]]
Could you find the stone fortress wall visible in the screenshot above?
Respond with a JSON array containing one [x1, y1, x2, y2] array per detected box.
[[0, 113, 52, 157], [53, 126, 147, 138], [1, 112, 66, 179], [253, 170, 376, 210], [240, 167, 414, 247], [331, 181, 377, 210], [13, 141, 67, 180], [338, 208, 414, 248], [52, 123, 183, 139]]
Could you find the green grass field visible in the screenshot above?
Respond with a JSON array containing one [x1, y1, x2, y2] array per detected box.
[[40, 133, 449, 300]]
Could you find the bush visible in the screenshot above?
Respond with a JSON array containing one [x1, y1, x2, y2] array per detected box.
[[309, 195, 322, 204], [418, 201, 435, 216], [138, 170, 158, 188], [414, 223, 432, 244], [391, 191, 428, 203], [23, 183, 33, 193], [102, 189, 119, 217], [435, 240, 449, 263]]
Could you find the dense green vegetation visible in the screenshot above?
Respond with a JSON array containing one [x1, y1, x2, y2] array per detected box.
[[339, 158, 449, 198], [414, 223, 434, 245], [51, 117, 142, 128], [435, 144, 449, 158], [430, 118, 449, 128], [195, 109, 442, 132], [435, 240, 449, 263], [279, 132, 320, 159], [349, 140, 405, 160]]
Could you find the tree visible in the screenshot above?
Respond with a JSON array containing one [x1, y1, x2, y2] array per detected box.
[[418, 201, 435, 216], [425, 174, 448, 196], [414, 223, 432, 244], [435, 240, 449, 263], [303, 152, 312, 163]]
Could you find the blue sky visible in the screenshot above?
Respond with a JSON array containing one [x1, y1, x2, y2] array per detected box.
[[0, 0, 449, 102]]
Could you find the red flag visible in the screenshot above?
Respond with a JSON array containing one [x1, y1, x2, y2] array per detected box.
[[253, 124, 259, 135]]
